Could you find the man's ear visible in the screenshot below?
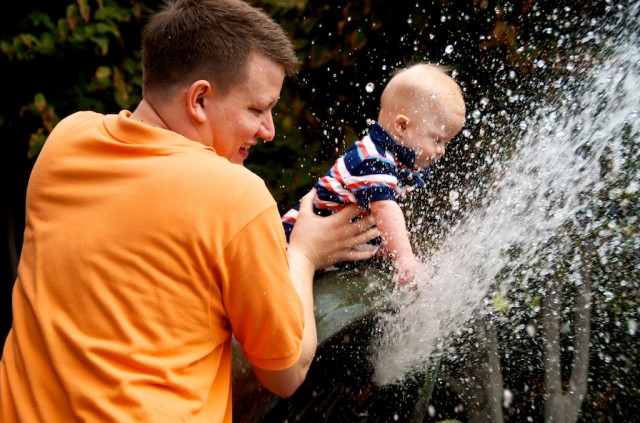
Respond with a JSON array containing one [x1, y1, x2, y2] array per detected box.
[[394, 114, 410, 135], [188, 80, 212, 123]]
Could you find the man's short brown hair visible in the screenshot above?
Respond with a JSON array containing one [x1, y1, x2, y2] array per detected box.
[[141, 0, 300, 97]]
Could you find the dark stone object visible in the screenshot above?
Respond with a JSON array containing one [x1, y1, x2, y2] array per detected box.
[[232, 265, 438, 422]]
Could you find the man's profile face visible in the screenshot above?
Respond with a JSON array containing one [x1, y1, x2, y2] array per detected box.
[[206, 53, 285, 165]]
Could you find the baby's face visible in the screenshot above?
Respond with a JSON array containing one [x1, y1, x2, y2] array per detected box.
[[401, 107, 465, 169]]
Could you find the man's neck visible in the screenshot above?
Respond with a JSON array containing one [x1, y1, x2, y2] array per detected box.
[[129, 98, 169, 130]]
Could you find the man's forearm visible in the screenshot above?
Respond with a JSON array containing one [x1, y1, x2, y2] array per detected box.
[[253, 249, 317, 398]]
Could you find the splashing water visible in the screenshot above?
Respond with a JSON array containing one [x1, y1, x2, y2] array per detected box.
[[370, 2, 640, 386]]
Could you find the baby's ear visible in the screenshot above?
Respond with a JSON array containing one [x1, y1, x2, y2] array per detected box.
[[394, 114, 410, 134]]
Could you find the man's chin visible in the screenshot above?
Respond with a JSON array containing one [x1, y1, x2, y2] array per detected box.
[[236, 150, 249, 164], [229, 154, 247, 166]]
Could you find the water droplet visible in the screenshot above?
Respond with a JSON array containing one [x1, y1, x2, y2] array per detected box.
[[449, 190, 460, 210], [365, 82, 375, 93], [444, 45, 454, 54], [526, 325, 536, 337], [503, 389, 514, 408], [428, 405, 436, 417]]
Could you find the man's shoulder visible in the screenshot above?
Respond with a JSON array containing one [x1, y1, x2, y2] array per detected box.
[[192, 159, 274, 207], [51, 111, 104, 133]]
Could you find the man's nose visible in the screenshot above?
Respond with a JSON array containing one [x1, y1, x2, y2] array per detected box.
[[259, 112, 275, 142]]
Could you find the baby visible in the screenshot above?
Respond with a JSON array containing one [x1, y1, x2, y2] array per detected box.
[[283, 63, 466, 285]]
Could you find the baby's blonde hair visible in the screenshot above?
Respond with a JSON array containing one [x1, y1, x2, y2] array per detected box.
[[380, 63, 465, 117]]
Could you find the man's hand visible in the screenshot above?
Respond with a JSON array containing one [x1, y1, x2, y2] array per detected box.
[[288, 189, 379, 271], [260, 189, 379, 397]]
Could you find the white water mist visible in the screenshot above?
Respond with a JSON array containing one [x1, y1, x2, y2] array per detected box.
[[370, 2, 640, 386]]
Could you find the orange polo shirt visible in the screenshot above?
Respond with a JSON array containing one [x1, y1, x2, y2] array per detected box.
[[1, 111, 303, 422]]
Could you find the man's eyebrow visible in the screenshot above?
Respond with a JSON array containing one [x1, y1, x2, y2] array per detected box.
[[254, 99, 276, 110], [265, 98, 280, 108]]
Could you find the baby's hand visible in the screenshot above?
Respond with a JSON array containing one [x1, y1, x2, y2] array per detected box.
[[393, 255, 422, 288]]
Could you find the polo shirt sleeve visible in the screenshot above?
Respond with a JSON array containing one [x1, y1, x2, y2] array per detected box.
[[220, 205, 304, 371]]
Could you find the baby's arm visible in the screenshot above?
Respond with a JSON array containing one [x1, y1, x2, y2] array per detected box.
[[369, 200, 420, 285]]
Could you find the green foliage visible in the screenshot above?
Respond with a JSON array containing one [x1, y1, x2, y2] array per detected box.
[[0, 0, 151, 158]]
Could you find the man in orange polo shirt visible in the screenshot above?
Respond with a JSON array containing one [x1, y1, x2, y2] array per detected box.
[[0, 1, 378, 421]]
